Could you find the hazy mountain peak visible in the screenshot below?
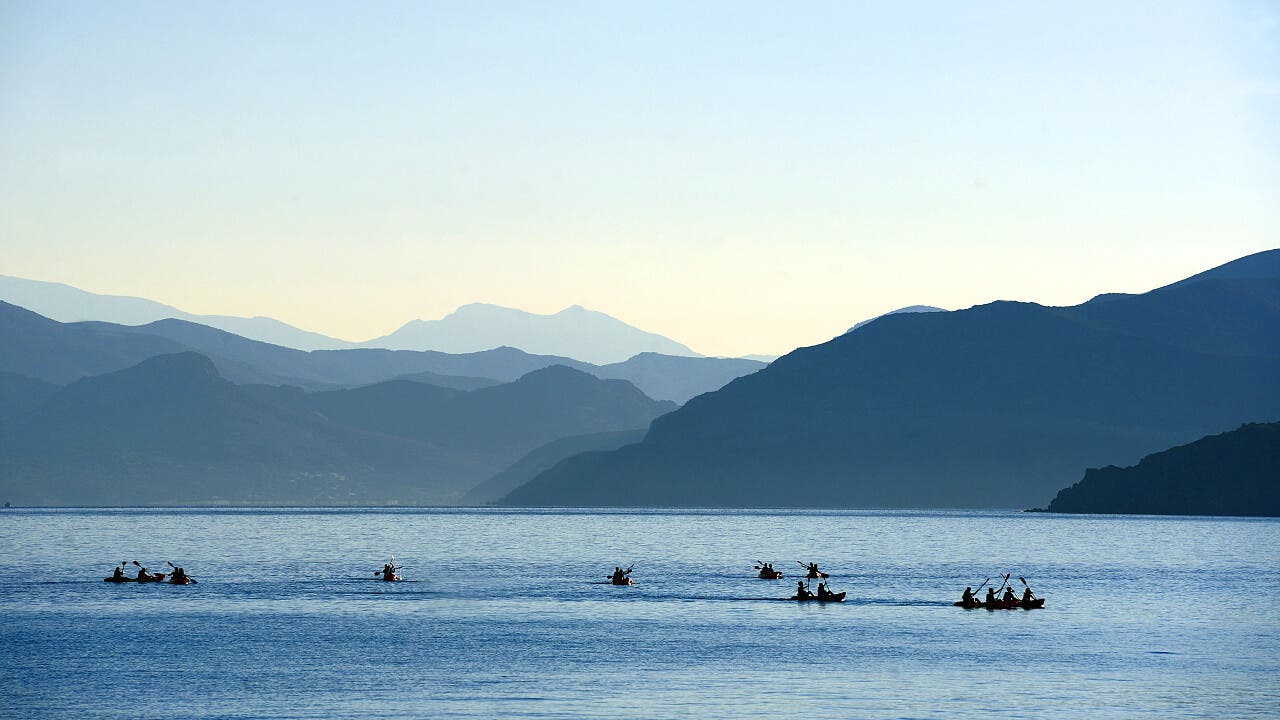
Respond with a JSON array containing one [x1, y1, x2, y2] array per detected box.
[[846, 305, 947, 334], [366, 303, 700, 364]]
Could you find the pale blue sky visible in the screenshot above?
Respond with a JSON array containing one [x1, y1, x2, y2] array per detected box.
[[2, 2, 1277, 356]]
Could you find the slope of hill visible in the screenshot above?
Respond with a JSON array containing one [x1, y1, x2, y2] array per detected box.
[[460, 429, 647, 505], [364, 303, 699, 364], [0, 371, 58, 421], [305, 365, 674, 458], [0, 353, 477, 505], [593, 353, 766, 404], [1041, 421, 1280, 516], [0, 356, 676, 506], [502, 251, 1280, 509], [0, 301, 193, 384], [0, 275, 354, 350]]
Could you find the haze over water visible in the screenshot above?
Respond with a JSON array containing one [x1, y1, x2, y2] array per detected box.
[[2, 507, 1276, 719]]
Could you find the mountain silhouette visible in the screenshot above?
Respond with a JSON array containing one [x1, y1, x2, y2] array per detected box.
[[502, 250, 1280, 508], [0, 303, 759, 402], [363, 303, 699, 364], [0, 355, 674, 506], [0, 275, 355, 351], [1041, 421, 1280, 516]]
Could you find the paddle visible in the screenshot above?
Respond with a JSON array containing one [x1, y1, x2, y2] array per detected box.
[[1019, 576, 1037, 600]]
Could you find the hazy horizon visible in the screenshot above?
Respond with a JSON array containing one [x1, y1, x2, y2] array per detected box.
[[3, 2, 1277, 356]]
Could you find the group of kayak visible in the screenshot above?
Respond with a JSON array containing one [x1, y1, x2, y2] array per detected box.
[[954, 574, 1045, 609], [103, 561, 196, 585], [104, 557, 1043, 610]]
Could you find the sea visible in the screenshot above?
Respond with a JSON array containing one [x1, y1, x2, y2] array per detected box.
[[1, 508, 1277, 719]]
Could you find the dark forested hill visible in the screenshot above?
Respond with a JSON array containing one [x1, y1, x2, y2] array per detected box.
[[1042, 421, 1280, 516], [502, 251, 1280, 509]]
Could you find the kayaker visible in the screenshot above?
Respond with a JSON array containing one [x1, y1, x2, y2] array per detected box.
[[795, 581, 811, 599], [170, 566, 188, 583], [1002, 586, 1017, 603], [381, 563, 397, 581], [1022, 587, 1034, 604], [807, 562, 820, 578], [610, 566, 628, 584], [816, 582, 830, 599], [961, 587, 974, 605], [136, 566, 153, 582], [111, 565, 125, 581], [985, 587, 997, 605]]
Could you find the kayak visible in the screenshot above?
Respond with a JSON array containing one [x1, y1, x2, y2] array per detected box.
[[806, 571, 830, 579], [104, 573, 167, 583], [379, 574, 401, 582], [791, 592, 845, 602], [169, 575, 196, 585], [954, 598, 1045, 609], [610, 577, 633, 586], [758, 570, 783, 579]]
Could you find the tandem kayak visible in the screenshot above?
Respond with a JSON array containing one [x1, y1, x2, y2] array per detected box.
[[790, 592, 845, 602], [954, 598, 1044, 609], [806, 571, 830, 579], [611, 577, 633, 586], [104, 573, 168, 583], [758, 570, 783, 579]]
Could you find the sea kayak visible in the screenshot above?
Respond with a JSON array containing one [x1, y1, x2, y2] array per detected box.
[[758, 569, 783, 579], [954, 598, 1044, 609], [790, 592, 845, 602], [806, 571, 830, 579], [104, 573, 167, 583], [169, 575, 196, 585], [611, 577, 633, 586]]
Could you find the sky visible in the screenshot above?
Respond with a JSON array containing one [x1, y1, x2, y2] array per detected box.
[[2, 2, 1277, 357]]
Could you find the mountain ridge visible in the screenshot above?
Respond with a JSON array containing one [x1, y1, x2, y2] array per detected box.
[[501, 250, 1280, 509]]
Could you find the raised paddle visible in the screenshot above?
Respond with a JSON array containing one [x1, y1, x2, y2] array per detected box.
[[1019, 576, 1038, 600], [973, 576, 992, 593]]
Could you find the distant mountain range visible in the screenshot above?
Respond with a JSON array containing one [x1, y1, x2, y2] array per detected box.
[[0, 302, 765, 403], [501, 249, 1280, 509], [0, 275, 355, 351], [0, 353, 674, 506], [1041, 421, 1280, 516], [0, 275, 714, 363]]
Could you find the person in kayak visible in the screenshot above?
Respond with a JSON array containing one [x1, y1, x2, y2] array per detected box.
[[1002, 586, 1017, 603], [380, 563, 398, 581], [816, 582, 830, 599], [170, 566, 189, 584], [795, 581, 812, 599], [1022, 587, 1034, 604], [610, 566, 629, 584], [961, 587, 974, 605], [111, 565, 125, 581], [135, 566, 154, 582], [985, 587, 997, 605]]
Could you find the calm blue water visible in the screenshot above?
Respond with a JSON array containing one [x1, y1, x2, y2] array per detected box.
[[1, 508, 1277, 719]]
